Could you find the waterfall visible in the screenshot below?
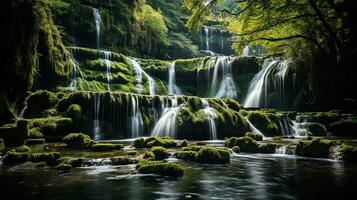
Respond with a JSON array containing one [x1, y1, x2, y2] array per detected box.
[[151, 98, 181, 138], [128, 58, 156, 95], [17, 96, 30, 119], [242, 46, 250, 56], [92, 8, 102, 49], [245, 117, 265, 138], [220, 30, 224, 54], [243, 59, 293, 109], [291, 114, 311, 137], [167, 62, 182, 95], [209, 57, 238, 98], [277, 115, 295, 136], [69, 49, 78, 91], [130, 96, 143, 138], [204, 26, 210, 51], [93, 93, 101, 140], [201, 99, 218, 140], [103, 51, 112, 92]]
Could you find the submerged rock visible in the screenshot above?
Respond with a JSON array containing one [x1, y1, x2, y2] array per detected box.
[[136, 160, 184, 177], [196, 147, 230, 164]]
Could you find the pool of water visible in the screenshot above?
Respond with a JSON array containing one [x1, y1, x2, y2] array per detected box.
[[1, 153, 357, 200]]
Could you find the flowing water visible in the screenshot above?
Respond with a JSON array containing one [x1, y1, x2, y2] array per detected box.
[[17, 96, 30, 119], [93, 93, 101, 140], [102, 51, 112, 92], [69, 49, 78, 91], [201, 99, 218, 140], [128, 58, 155, 95], [242, 46, 250, 56], [167, 62, 182, 95], [245, 117, 265, 138], [92, 8, 102, 49], [2, 153, 356, 200], [130, 95, 143, 138]]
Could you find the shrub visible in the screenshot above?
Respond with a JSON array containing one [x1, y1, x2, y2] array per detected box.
[[196, 147, 230, 164]]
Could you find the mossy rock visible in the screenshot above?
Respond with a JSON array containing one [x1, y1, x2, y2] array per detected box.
[[133, 137, 177, 148], [29, 116, 74, 141], [232, 146, 240, 153], [13, 145, 31, 153], [330, 118, 357, 137], [66, 104, 82, 120], [28, 127, 44, 139], [136, 160, 184, 177], [175, 151, 198, 161], [195, 141, 207, 146], [127, 150, 138, 156], [258, 143, 279, 153], [57, 157, 83, 168], [25, 90, 58, 118], [182, 145, 204, 152], [196, 147, 230, 164], [0, 138, 4, 151], [179, 140, 188, 147], [296, 138, 337, 158], [91, 143, 124, 152], [224, 136, 258, 153], [63, 133, 94, 149], [29, 152, 61, 166], [56, 162, 72, 171], [150, 146, 171, 160], [0, 120, 28, 147], [307, 123, 327, 136], [110, 157, 132, 165], [2, 151, 30, 165], [340, 144, 357, 162], [247, 111, 280, 136], [143, 151, 156, 160], [245, 132, 263, 141]]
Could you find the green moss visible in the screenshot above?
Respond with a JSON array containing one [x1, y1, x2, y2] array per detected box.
[[0, 138, 4, 151], [232, 146, 240, 153], [14, 145, 31, 153], [258, 143, 279, 153], [330, 118, 357, 137], [26, 90, 59, 118], [28, 116, 73, 141], [150, 146, 170, 160], [340, 144, 357, 162], [133, 137, 146, 148], [133, 137, 177, 148], [66, 104, 82, 119], [247, 111, 280, 136], [224, 136, 258, 153], [2, 151, 29, 165], [136, 160, 184, 177], [195, 141, 207, 146], [127, 150, 138, 156], [110, 157, 132, 165], [29, 152, 61, 165], [28, 127, 44, 139], [245, 132, 263, 141], [62, 133, 94, 149], [182, 145, 203, 152], [179, 140, 188, 147], [196, 147, 230, 164], [143, 151, 156, 160], [56, 162, 72, 171], [175, 151, 197, 161], [296, 138, 337, 158], [91, 143, 124, 152], [57, 157, 83, 168]]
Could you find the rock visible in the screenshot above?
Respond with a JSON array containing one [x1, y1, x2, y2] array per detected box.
[[196, 147, 230, 164], [136, 160, 184, 177], [62, 133, 94, 149]]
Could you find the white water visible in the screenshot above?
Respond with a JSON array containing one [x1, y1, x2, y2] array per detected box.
[[242, 46, 250, 56], [204, 26, 210, 51], [69, 49, 78, 91], [151, 98, 181, 138], [130, 96, 143, 138], [92, 8, 102, 49], [167, 62, 182, 95], [128, 58, 155, 95], [244, 117, 265, 138], [291, 114, 312, 137], [17, 96, 30, 119], [201, 99, 218, 140], [208, 57, 238, 98], [93, 93, 101, 140], [102, 51, 112, 92], [220, 30, 224, 54]]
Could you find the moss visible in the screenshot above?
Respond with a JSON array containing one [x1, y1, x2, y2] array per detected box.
[[196, 147, 230, 164], [91, 143, 124, 152], [62, 133, 94, 149], [133, 137, 146, 148], [29, 116, 73, 141], [182, 145, 203, 152], [14, 145, 31, 153], [258, 143, 279, 153], [179, 140, 188, 147], [224, 136, 258, 153], [56, 162, 72, 171], [133, 137, 177, 148], [2, 151, 29, 165], [340, 144, 357, 162], [66, 104, 82, 119], [28, 127, 44, 139], [232, 146, 240, 153], [247, 111, 280, 136], [57, 157, 83, 168], [127, 150, 138, 156], [150, 146, 170, 160], [330, 118, 357, 137], [175, 151, 197, 161], [143, 151, 156, 160], [296, 138, 337, 158], [195, 141, 207, 146], [110, 157, 132, 165], [25, 90, 59, 118], [136, 160, 184, 177], [0, 138, 4, 151], [0, 120, 28, 147], [29, 152, 61, 166], [307, 123, 327, 136], [245, 132, 263, 141]]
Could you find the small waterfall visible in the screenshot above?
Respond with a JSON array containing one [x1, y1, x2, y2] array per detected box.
[[291, 114, 311, 137], [128, 58, 155, 95], [167, 62, 182, 95], [275, 145, 295, 155], [17, 96, 30, 119], [242, 46, 250, 56], [209, 57, 238, 98], [277, 115, 295, 136], [151, 98, 181, 138], [93, 93, 101, 140], [103, 51, 112, 92], [92, 8, 102, 49], [245, 117, 265, 138], [69, 49, 78, 91], [220, 30, 224, 54], [204, 26, 210, 51], [130, 96, 143, 138], [201, 99, 218, 140]]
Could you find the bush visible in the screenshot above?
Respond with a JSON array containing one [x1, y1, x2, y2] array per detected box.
[[150, 146, 170, 160], [136, 160, 184, 177], [245, 132, 263, 141], [224, 136, 258, 153], [111, 157, 132, 165], [91, 143, 123, 152], [175, 151, 197, 161], [2, 151, 29, 165], [196, 147, 230, 164], [296, 138, 336, 158], [63, 133, 94, 149], [232, 146, 240, 153], [340, 144, 357, 162], [29, 152, 61, 166], [56, 162, 72, 171]]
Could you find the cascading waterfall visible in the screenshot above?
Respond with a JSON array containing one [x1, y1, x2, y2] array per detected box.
[[103, 51, 112, 92], [128, 58, 156, 95], [201, 99, 218, 140], [242, 46, 250, 56], [204, 26, 210, 51], [130, 96, 143, 138], [69, 49, 78, 91], [151, 98, 181, 138], [220, 30, 224, 54], [17, 96, 30, 119], [291, 114, 312, 137], [245, 117, 265, 138], [277, 115, 295, 136], [92, 8, 102, 49], [167, 62, 182, 95], [209, 57, 238, 98], [93, 93, 101, 140]]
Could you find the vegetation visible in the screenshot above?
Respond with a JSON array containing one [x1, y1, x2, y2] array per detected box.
[[136, 159, 184, 177]]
